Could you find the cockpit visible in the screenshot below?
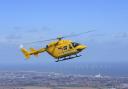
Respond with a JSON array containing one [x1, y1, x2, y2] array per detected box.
[[72, 42, 80, 47]]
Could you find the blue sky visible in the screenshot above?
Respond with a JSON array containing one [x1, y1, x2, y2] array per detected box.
[[0, 0, 128, 71]]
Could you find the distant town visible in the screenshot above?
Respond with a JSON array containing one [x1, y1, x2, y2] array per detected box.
[[0, 71, 127, 89]]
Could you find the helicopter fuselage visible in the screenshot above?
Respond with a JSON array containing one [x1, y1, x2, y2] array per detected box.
[[46, 40, 87, 59], [21, 40, 87, 61]]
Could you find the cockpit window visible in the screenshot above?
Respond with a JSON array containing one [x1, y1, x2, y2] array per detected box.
[[72, 42, 79, 47], [63, 46, 67, 50]]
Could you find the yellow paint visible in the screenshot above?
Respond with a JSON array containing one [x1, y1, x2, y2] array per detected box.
[[21, 40, 87, 59]]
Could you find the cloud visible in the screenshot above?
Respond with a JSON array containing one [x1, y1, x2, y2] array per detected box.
[[7, 26, 53, 34], [27, 26, 53, 33], [27, 28, 39, 33], [114, 32, 128, 38], [6, 34, 22, 40], [0, 34, 22, 44], [0, 26, 54, 44], [13, 26, 23, 30]]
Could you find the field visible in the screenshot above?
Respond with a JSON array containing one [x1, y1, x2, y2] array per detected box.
[[22, 87, 96, 89], [0, 86, 97, 89]]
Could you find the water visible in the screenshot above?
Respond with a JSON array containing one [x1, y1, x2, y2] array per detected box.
[[0, 62, 128, 77]]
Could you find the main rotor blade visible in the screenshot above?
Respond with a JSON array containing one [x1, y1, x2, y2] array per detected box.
[[62, 30, 95, 39], [22, 30, 95, 45], [23, 38, 57, 45]]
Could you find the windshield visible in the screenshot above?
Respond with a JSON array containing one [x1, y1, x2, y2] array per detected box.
[[72, 42, 79, 47]]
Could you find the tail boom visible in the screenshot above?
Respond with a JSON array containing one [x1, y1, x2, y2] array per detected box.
[[21, 48, 46, 59]]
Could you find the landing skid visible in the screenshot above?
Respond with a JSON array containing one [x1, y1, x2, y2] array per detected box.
[[55, 55, 82, 62]]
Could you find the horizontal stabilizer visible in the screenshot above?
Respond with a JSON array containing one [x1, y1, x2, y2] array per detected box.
[[20, 47, 46, 59]]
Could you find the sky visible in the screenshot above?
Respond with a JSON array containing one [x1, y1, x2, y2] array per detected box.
[[0, 0, 128, 72]]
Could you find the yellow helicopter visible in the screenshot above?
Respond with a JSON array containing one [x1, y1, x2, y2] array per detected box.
[[20, 31, 93, 62]]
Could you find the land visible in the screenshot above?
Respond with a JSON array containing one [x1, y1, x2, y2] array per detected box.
[[0, 86, 96, 89], [0, 71, 127, 89]]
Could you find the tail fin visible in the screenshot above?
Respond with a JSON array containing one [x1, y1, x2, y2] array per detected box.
[[20, 44, 46, 59], [21, 48, 30, 59], [21, 48, 38, 59]]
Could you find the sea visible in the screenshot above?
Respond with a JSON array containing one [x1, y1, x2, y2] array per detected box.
[[0, 62, 128, 77]]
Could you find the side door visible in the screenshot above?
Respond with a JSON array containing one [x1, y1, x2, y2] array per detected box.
[[62, 44, 74, 55]]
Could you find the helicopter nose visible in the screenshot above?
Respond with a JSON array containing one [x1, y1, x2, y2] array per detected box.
[[77, 45, 87, 51]]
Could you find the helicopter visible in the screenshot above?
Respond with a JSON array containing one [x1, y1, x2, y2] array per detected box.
[[20, 30, 94, 62]]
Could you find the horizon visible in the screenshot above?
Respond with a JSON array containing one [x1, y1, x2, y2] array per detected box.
[[0, 0, 128, 76]]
